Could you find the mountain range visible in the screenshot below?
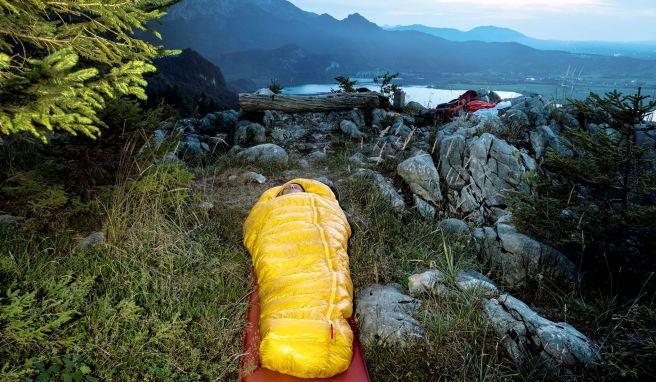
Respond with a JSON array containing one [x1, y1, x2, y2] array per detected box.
[[145, 0, 656, 88], [386, 25, 656, 59]]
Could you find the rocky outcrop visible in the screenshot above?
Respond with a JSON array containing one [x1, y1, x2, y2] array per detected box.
[[473, 215, 578, 287], [355, 284, 424, 347], [484, 294, 601, 374], [437, 131, 532, 224], [408, 269, 601, 375]]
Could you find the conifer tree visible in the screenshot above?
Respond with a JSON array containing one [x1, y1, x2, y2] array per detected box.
[[0, 0, 178, 142], [510, 89, 656, 279]]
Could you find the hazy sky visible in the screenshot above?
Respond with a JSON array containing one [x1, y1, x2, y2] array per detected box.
[[288, 0, 656, 41]]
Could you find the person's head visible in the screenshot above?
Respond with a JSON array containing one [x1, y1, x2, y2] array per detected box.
[[281, 183, 305, 195]]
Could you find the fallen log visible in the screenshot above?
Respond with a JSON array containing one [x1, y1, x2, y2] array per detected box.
[[239, 92, 381, 113]]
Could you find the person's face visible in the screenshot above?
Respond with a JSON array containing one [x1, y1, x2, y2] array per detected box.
[[282, 183, 304, 195]]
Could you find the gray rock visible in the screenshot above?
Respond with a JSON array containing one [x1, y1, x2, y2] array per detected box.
[[198, 110, 239, 135], [438, 218, 469, 238], [237, 144, 288, 167], [372, 108, 388, 128], [242, 171, 267, 184], [455, 271, 499, 297], [404, 101, 427, 114], [484, 294, 601, 373], [350, 109, 366, 128], [413, 195, 436, 220], [152, 129, 167, 145], [271, 125, 309, 144], [474, 215, 578, 287], [391, 118, 412, 137], [502, 109, 530, 135], [507, 94, 549, 127], [174, 118, 197, 134], [530, 125, 571, 159], [234, 121, 266, 147], [297, 159, 310, 169], [76, 232, 104, 250], [355, 284, 425, 347], [349, 152, 367, 166], [0, 215, 25, 225], [349, 169, 405, 210], [198, 201, 214, 210], [308, 150, 327, 161], [397, 151, 443, 204], [159, 152, 180, 164], [408, 270, 449, 297], [438, 134, 468, 190], [179, 135, 205, 155], [453, 133, 524, 221], [340, 120, 366, 138], [228, 145, 242, 156], [367, 156, 384, 164]]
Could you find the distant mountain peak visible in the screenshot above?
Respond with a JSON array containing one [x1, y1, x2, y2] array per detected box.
[[341, 12, 380, 29]]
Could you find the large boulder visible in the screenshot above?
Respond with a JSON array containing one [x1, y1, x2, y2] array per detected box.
[[340, 120, 366, 138], [355, 284, 425, 347], [397, 151, 443, 205], [484, 294, 601, 374], [179, 134, 208, 155], [234, 120, 266, 147], [408, 269, 600, 375], [237, 144, 288, 167], [473, 215, 578, 288], [198, 110, 239, 135], [438, 218, 470, 238], [442, 133, 530, 223], [349, 169, 405, 211]]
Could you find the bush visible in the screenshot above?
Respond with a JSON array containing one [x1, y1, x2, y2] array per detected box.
[[333, 76, 358, 93]]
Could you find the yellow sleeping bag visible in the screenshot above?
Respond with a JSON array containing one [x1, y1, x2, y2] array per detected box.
[[243, 178, 354, 378]]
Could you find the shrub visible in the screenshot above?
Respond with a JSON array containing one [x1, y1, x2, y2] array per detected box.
[[373, 72, 401, 101], [333, 76, 358, 93], [268, 79, 283, 94], [509, 89, 656, 290]]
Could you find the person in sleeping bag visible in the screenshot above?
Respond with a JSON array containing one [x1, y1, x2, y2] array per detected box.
[[243, 179, 354, 378]]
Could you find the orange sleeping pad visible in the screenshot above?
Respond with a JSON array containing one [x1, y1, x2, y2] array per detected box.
[[239, 277, 371, 382]]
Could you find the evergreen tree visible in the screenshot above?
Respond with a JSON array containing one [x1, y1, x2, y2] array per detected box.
[[510, 89, 656, 285], [0, 0, 178, 142]]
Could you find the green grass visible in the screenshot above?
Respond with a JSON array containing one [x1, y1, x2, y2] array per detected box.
[[0, 159, 251, 381]]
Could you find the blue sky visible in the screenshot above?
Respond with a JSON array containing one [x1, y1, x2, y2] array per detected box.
[[289, 0, 656, 41]]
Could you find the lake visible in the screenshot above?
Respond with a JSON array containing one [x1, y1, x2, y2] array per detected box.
[[282, 82, 522, 108]]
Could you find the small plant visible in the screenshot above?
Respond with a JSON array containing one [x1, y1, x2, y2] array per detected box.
[[373, 72, 401, 99], [268, 79, 283, 94], [333, 76, 357, 93]]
